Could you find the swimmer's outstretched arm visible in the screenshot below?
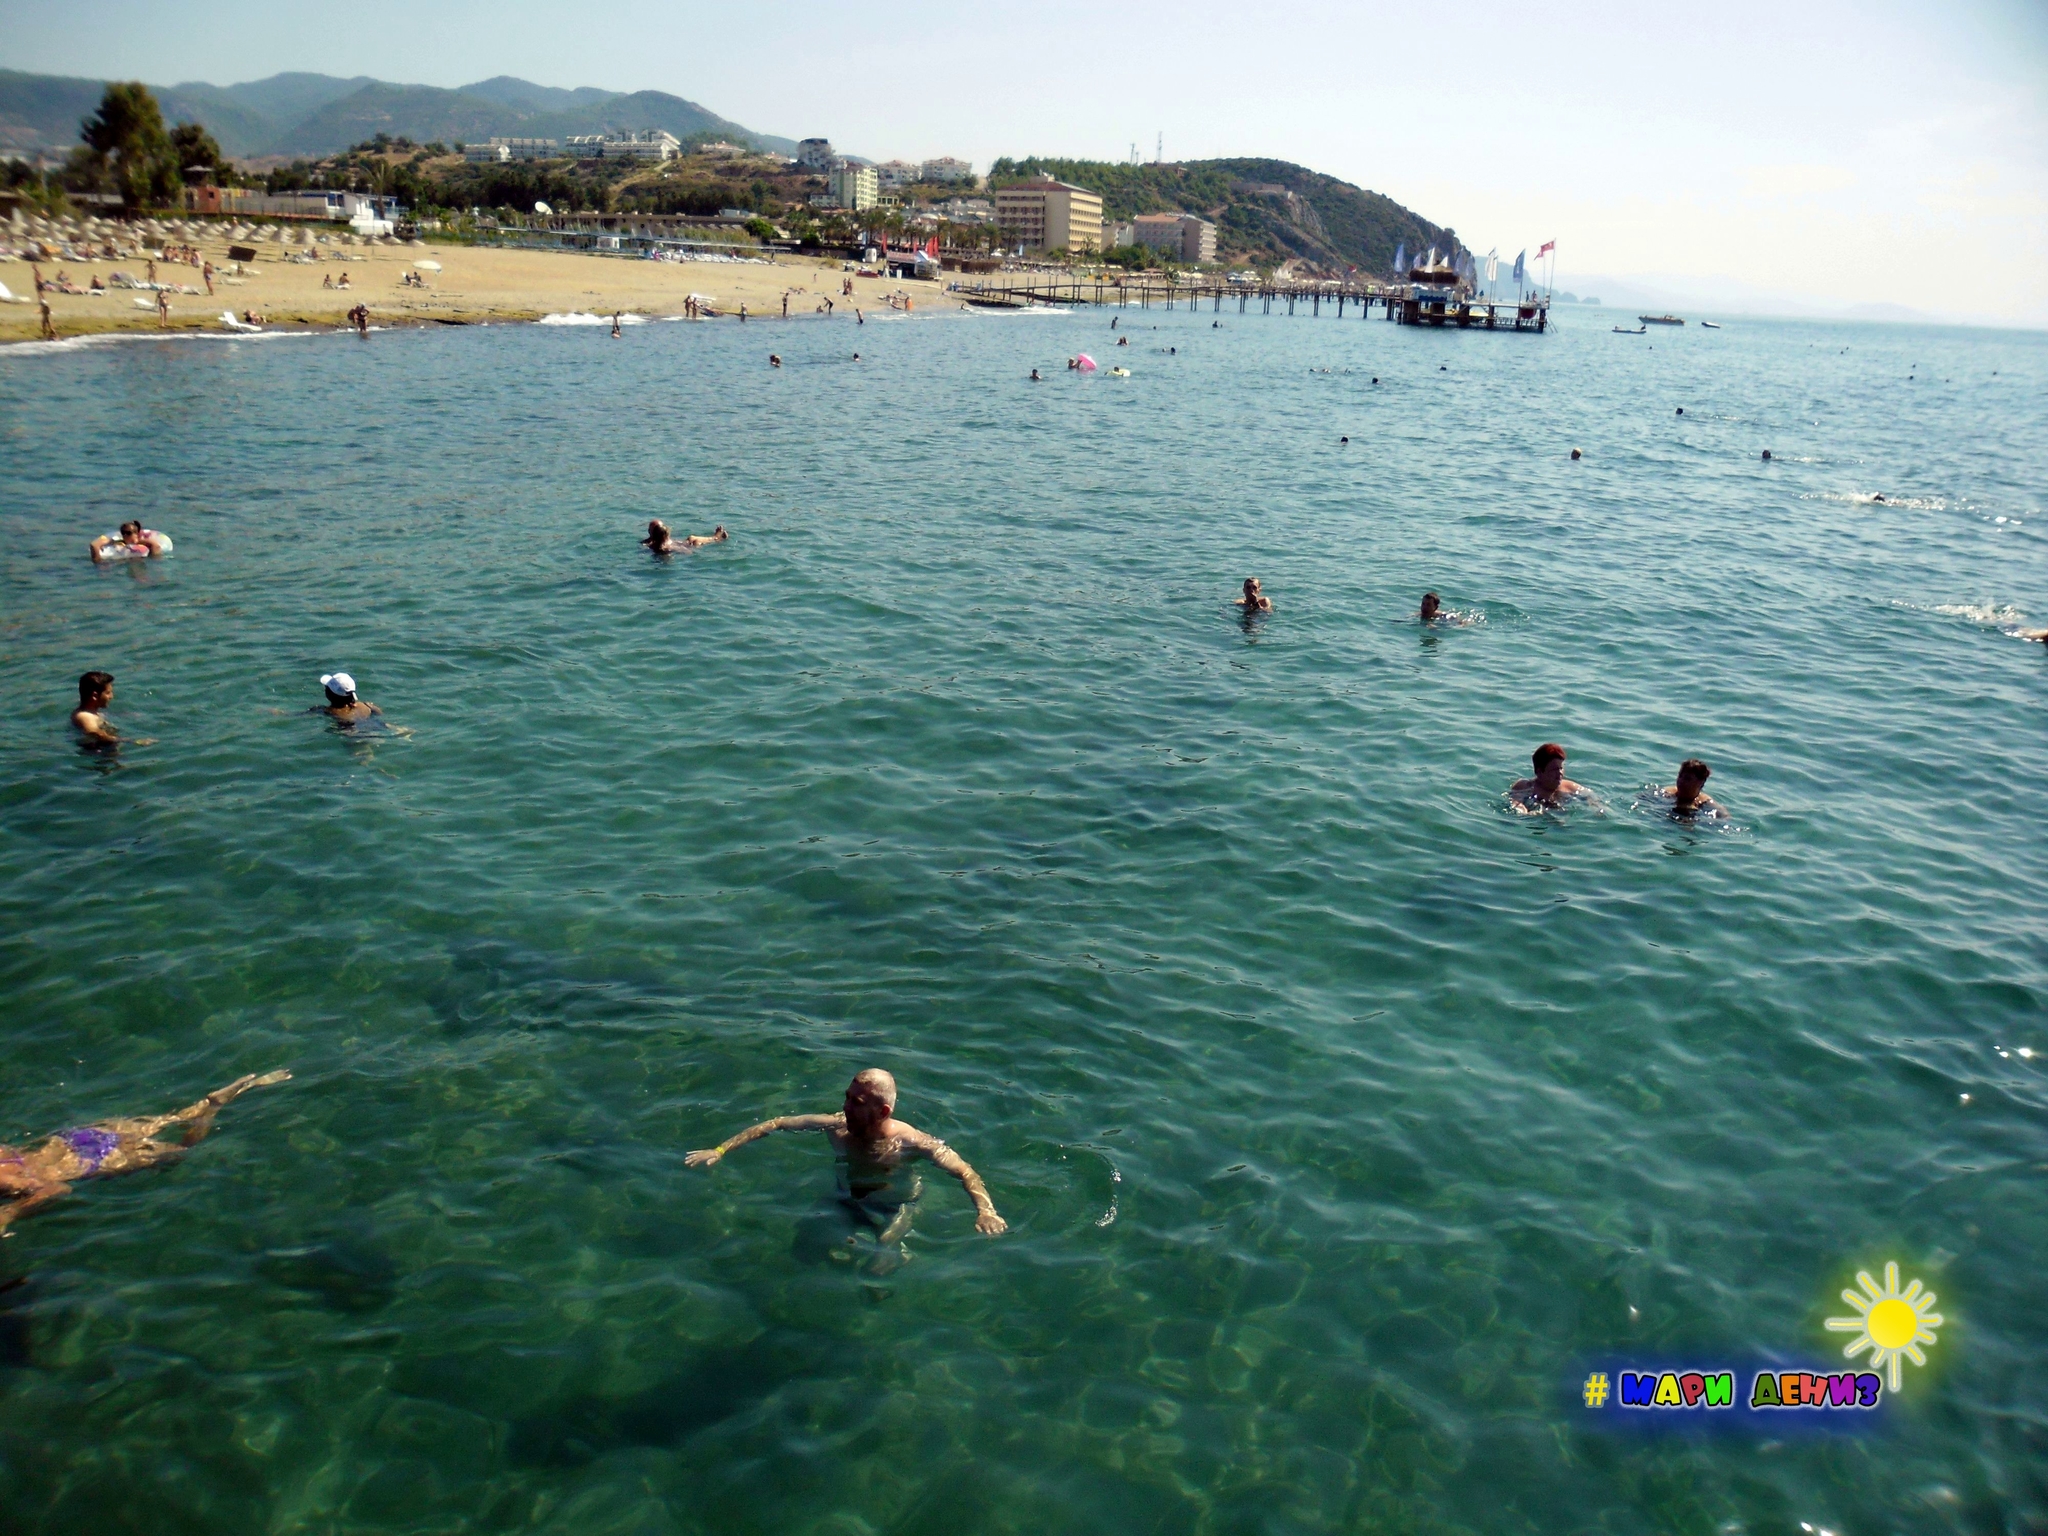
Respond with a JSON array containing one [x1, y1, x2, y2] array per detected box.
[[684, 1113, 840, 1167], [0, 1182, 71, 1235], [913, 1134, 1008, 1235]]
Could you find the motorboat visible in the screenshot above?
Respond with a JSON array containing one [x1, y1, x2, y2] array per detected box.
[[1613, 324, 1646, 334], [1698, 320, 1722, 329], [1639, 314, 1685, 325]]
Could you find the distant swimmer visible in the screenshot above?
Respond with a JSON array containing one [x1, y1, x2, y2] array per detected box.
[[312, 672, 384, 726], [1339, 435, 1349, 444], [852, 352, 861, 362], [0, 1071, 291, 1235], [1116, 336, 1128, 347], [769, 353, 782, 367], [1419, 592, 1442, 622], [643, 519, 728, 555], [1371, 377, 1378, 384], [71, 670, 152, 749], [611, 313, 622, 339], [685, 1068, 1007, 1271], [1676, 407, 1684, 415], [1871, 493, 1886, 503], [1029, 368, 1042, 381], [1110, 316, 1117, 329], [1761, 449, 1773, 461], [89, 519, 172, 561], [1235, 577, 1273, 614], [1509, 742, 1588, 811], [1212, 320, 1220, 328], [1656, 757, 1723, 818], [1570, 448, 1582, 460]]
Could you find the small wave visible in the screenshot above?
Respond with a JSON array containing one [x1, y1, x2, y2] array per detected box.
[[1805, 491, 1951, 511], [538, 311, 649, 327], [1931, 602, 2029, 628]]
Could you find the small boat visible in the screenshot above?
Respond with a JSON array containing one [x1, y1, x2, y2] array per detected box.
[[1639, 314, 1685, 326], [1613, 324, 1646, 334], [1698, 320, 1722, 329]]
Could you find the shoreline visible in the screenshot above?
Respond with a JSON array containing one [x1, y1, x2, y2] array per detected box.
[[0, 239, 968, 347]]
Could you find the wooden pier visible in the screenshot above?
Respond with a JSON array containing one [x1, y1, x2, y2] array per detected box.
[[953, 276, 1549, 332]]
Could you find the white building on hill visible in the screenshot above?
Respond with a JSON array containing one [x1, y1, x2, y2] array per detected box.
[[564, 132, 681, 162], [921, 157, 975, 185]]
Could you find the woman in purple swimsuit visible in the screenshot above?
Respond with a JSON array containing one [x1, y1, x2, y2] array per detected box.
[[0, 1070, 290, 1234]]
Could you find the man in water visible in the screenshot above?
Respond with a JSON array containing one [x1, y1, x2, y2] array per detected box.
[[312, 672, 384, 725], [0, 1071, 290, 1235], [1235, 577, 1273, 613], [1419, 592, 1442, 623], [1658, 757, 1722, 817], [1509, 743, 1588, 810], [70, 671, 151, 749], [642, 520, 727, 554], [769, 354, 781, 368], [686, 1069, 1006, 1272], [1029, 369, 1041, 381]]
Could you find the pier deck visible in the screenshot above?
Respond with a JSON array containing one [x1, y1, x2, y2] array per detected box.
[[953, 277, 1549, 332]]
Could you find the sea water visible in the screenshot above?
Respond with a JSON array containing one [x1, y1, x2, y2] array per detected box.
[[1, 304, 2044, 1535]]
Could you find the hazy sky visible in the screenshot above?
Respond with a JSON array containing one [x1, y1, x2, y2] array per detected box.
[[7, 0, 2045, 319]]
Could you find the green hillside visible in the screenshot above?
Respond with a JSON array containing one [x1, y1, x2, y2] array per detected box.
[[989, 156, 1464, 277], [0, 69, 792, 160]]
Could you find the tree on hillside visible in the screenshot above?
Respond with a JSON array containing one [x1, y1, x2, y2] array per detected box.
[[80, 82, 179, 209]]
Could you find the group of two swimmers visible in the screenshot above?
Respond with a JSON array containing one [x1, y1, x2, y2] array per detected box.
[[70, 670, 396, 751], [3, 1066, 1000, 1280]]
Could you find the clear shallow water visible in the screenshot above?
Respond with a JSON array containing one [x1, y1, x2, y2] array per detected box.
[[1, 304, 2045, 1535]]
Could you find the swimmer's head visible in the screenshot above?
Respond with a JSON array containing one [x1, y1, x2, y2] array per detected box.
[[1676, 758, 1711, 797], [845, 1068, 897, 1131], [1532, 742, 1566, 774], [647, 520, 668, 540], [1761, 449, 1772, 461], [1243, 578, 1262, 599], [320, 671, 357, 703], [79, 669, 113, 706], [1569, 447, 1582, 461], [120, 519, 143, 540], [1420, 592, 1441, 621]]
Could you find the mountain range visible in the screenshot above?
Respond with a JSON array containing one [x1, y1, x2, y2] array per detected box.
[[0, 68, 795, 160]]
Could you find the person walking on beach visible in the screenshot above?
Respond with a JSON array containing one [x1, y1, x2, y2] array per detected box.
[[1509, 743, 1588, 810], [0, 1071, 291, 1235], [686, 1068, 1007, 1272], [782, 293, 789, 319], [156, 288, 171, 328], [740, 303, 747, 323], [202, 260, 213, 296], [1235, 577, 1273, 614], [38, 296, 57, 342]]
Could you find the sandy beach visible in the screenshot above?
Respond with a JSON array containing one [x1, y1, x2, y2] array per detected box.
[[0, 237, 965, 344]]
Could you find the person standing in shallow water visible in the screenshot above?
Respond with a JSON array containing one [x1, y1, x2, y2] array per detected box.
[[1235, 577, 1272, 613], [686, 1069, 1007, 1272], [0, 1072, 290, 1234]]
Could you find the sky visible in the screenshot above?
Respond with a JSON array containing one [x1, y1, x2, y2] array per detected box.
[[6, 0, 2046, 320]]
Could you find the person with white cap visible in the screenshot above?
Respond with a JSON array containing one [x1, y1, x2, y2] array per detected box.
[[311, 671, 382, 725]]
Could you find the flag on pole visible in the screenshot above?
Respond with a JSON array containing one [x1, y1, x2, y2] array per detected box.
[[1537, 240, 1555, 258], [1485, 249, 1499, 284], [1393, 242, 1407, 274], [1512, 250, 1525, 285]]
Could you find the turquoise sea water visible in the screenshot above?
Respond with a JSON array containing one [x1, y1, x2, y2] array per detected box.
[[2, 302, 2045, 1535]]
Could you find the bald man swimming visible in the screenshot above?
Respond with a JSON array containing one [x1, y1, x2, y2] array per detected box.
[[687, 1069, 1006, 1271]]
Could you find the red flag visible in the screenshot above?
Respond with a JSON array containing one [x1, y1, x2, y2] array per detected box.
[[1537, 240, 1555, 257]]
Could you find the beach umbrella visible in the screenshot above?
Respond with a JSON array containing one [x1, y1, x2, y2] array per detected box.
[[414, 260, 441, 271]]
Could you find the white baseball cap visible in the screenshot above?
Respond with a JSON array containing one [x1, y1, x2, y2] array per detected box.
[[320, 672, 357, 696]]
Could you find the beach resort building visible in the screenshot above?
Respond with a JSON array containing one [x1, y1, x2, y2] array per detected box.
[[936, 197, 994, 225], [796, 138, 836, 170], [563, 132, 681, 162], [828, 163, 881, 212], [466, 138, 561, 163], [994, 174, 1103, 255], [921, 157, 975, 185], [1133, 212, 1218, 264], [876, 160, 921, 190], [698, 141, 747, 158]]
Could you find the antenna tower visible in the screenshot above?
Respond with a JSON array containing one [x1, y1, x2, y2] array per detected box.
[[1155, 131, 1162, 164]]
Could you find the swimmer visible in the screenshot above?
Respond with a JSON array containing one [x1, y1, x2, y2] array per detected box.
[[1419, 592, 1442, 623], [686, 1069, 1007, 1269], [769, 353, 781, 367], [1676, 407, 1684, 415], [1371, 377, 1378, 384], [70, 670, 152, 748], [1235, 577, 1273, 614], [1656, 757, 1722, 817], [642, 519, 728, 554], [1509, 742, 1588, 810], [1871, 493, 1886, 503], [852, 353, 860, 361], [89, 519, 168, 561], [312, 672, 384, 725], [1116, 336, 1128, 346], [0, 1071, 291, 1235], [1029, 368, 1042, 381], [1761, 449, 1773, 461], [1570, 448, 1582, 461], [1339, 435, 1349, 445]]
